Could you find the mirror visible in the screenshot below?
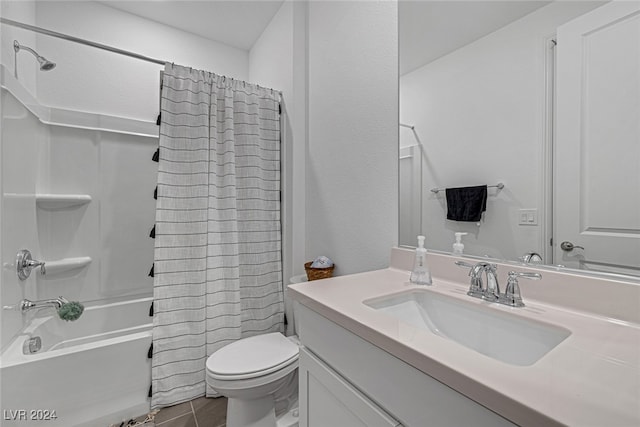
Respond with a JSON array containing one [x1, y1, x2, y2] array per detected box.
[[399, 1, 640, 279]]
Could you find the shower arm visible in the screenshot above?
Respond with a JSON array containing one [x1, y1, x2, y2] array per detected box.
[[14, 40, 31, 79], [13, 40, 54, 79], [14, 41, 40, 59]]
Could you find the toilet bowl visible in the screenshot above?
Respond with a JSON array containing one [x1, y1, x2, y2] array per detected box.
[[206, 332, 299, 427]]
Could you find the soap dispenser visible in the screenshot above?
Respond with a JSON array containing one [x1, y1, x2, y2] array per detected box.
[[453, 232, 468, 255], [410, 235, 432, 285]]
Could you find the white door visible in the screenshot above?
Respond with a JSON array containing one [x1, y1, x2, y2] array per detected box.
[[554, 1, 640, 276]]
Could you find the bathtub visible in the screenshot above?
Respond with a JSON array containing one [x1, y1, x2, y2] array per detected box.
[[0, 297, 153, 427]]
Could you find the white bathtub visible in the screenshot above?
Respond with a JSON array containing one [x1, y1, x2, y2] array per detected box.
[[0, 297, 153, 427]]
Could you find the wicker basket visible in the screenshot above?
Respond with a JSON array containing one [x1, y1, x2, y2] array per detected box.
[[304, 261, 335, 281]]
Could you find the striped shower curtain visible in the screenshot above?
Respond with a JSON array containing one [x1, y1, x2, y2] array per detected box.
[[151, 64, 284, 408]]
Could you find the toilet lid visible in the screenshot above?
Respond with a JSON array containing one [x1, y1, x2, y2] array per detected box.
[[206, 333, 298, 378]]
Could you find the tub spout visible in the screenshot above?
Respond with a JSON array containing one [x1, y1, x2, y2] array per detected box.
[[20, 296, 69, 313]]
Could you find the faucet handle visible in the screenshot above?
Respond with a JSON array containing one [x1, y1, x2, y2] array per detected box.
[[455, 261, 484, 298], [16, 250, 46, 280], [501, 271, 541, 307], [512, 271, 542, 280], [27, 259, 46, 275], [454, 261, 475, 269]]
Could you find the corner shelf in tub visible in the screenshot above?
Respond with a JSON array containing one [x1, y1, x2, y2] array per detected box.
[[36, 194, 92, 210], [43, 257, 92, 276]]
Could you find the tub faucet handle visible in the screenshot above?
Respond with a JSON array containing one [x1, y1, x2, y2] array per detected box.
[[27, 259, 46, 274], [16, 249, 46, 280]]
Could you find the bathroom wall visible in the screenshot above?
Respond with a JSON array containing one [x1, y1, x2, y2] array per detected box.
[[248, 0, 305, 282], [0, 0, 254, 350], [31, 0, 401, 279], [0, 85, 44, 350], [0, 4, 40, 348], [306, 0, 398, 276], [34, 1, 249, 122], [2, 1, 400, 351], [0, 93, 3, 348], [243, 0, 401, 278], [0, 1, 38, 97], [247, 1, 307, 334], [0, 69, 160, 350], [0, 71, 3, 351], [400, 1, 601, 260]]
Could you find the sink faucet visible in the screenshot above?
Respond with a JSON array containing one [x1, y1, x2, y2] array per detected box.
[[471, 262, 500, 302], [520, 252, 543, 264], [456, 261, 542, 307], [456, 261, 500, 301]]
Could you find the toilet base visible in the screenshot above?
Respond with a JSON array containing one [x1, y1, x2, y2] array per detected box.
[[227, 396, 275, 427], [226, 397, 298, 427], [276, 401, 299, 427]]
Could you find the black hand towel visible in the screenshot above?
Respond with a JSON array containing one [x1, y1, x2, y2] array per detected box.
[[445, 185, 488, 222]]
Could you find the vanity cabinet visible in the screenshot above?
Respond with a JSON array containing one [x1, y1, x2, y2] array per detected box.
[[295, 301, 516, 427], [299, 348, 401, 427]]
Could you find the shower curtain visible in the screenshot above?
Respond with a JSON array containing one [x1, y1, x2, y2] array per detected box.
[[151, 64, 284, 408]]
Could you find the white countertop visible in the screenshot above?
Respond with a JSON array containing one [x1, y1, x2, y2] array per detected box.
[[289, 259, 640, 427]]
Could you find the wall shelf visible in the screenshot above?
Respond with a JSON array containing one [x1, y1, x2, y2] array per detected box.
[[2, 65, 160, 139], [43, 257, 92, 276], [36, 194, 92, 210]]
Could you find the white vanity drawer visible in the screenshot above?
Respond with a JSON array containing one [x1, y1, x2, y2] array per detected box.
[[299, 347, 401, 427]]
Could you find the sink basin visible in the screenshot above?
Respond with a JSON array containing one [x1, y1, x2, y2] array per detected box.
[[364, 290, 571, 366]]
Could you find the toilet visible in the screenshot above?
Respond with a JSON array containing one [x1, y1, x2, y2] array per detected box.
[[206, 332, 299, 427]]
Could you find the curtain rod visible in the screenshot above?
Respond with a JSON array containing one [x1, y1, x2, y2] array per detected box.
[[1, 17, 167, 66]]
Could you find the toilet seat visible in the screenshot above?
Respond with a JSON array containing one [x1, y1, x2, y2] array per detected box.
[[206, 333, 299, 381]]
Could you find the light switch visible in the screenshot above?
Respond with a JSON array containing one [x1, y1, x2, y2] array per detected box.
[[518, 209, 538, 226]]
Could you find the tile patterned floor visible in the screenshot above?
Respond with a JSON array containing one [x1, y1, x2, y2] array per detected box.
[[129, 396, 227, 427], [157, 396, 227, 427]]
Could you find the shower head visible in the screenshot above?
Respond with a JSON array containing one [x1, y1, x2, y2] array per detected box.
[[38, 57, 56, 71], [13, 40, 56, 78]]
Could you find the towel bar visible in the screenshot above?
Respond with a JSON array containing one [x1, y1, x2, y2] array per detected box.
[[431, 182, 504, 194]]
